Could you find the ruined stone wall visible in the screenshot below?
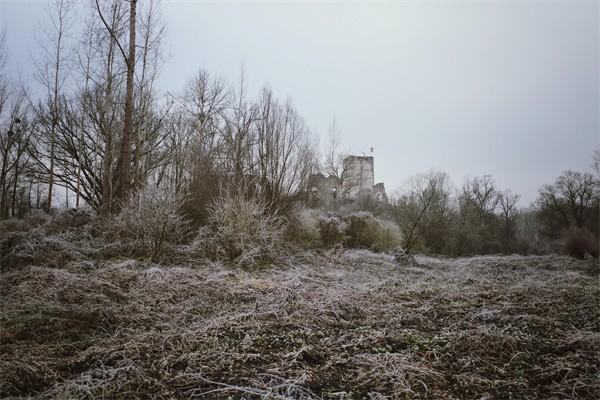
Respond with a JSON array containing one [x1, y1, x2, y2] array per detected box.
[[373, 182, 388, 203], [307, 173, 342, 206]]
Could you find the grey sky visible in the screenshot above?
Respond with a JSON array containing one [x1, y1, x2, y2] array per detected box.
[[1, 0, 598, 205]]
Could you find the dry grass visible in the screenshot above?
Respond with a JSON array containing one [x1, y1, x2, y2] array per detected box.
[[1, 247, 598, 399]]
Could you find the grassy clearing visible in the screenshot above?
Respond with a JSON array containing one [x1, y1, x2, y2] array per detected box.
[[1, 249, 598, 399]]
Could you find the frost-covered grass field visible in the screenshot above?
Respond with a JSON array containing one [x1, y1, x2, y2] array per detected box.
[[1, 239, 598, 399]]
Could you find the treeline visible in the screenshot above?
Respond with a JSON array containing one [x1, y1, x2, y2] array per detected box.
[[0, 0, 318, 223], [385, 169, 599, 258]]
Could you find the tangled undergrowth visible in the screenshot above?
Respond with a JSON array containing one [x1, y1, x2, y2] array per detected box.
[[1, 243, 598, 399]]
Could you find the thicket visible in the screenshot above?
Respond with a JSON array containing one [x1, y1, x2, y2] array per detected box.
[[343, 212, 403, 252], [105, 187, 189, 262], [564, 227, 599, 259], [283, 207, 403, 253], [193, 189, 287, 267], [382, 170, 599, 258]]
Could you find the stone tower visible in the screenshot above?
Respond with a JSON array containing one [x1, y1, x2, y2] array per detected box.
[[341, 155, 374, 199]]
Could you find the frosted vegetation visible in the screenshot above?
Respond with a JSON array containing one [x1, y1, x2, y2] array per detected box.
[[1, 225, 598, 398], [1, 195, 599, 399]]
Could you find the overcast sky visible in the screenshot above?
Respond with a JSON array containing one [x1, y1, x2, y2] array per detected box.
[[1, 0, 598, 205]]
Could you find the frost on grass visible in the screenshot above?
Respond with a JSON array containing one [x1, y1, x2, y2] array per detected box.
[[0, 248, 598, 399], [0, 211, 97, 270]]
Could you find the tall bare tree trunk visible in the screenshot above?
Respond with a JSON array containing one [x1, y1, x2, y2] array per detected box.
[[119, 0, 137, 203], [76, 48, 92, 209], [95, 0, 119, 214], [11, 133, 22, 217], [75, 153, 80, 207], [47, 17, 63, 212], [47, 119, 56, 211]]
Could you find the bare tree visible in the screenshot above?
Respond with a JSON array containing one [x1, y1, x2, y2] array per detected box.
[[120, 0, 137, 202], [452, 175, 502, 254], [254, 88, 319, 213], [0, 104, 22, 219], [0, 35, 34, 219], [324, 115, 343, 179], [498, 189, 520, 246], [168, 70, 232, 221], [24, 0, 168, 213], [178, 71, 231, 186], [33, 0, 73, 211], [174, 70, 318, 219], [223, 67, 258, 186], [392, 171, 454, 254], [0, 29, 6, 73], [133, 0, 165, 190], [462, 175, 500, 220], [95, 0, 137, 204], [1, 2, 325, 222], [536, 170, 597, 237], [74, 14, 95, 208], [83, 0, 128, 212], [515, 208, 539, 249]]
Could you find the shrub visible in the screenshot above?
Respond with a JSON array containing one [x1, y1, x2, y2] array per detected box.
[[318, 215, 346, 248], [0, 210, 51, 240], [372, 219, 404, 252], [343, 212, 378, 249], [109, 187, 189, 262], [0, 219, 32, 240], [343, 211, 402, 252], [26, 209, 50, 227], [563, 227, 599, 259], [45, 208, 93, 234], [193, 193, 286, 267], [0, 228, 90, 270], [284, 208, 321, 248]]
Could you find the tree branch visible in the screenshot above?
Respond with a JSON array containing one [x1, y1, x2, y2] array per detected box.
[[94, 0, 130, 69]]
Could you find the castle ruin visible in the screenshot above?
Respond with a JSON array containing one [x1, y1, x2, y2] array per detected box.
[[307, 155, 387, 206]]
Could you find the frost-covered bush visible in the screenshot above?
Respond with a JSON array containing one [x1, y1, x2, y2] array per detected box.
[[343, 212, 402, 252], [0, 228, 90, 270], [193, 194, 286, 267], [372, 218, 404, 252], [343, 212, 379, 249], [318, 215, 346, 247], [0, 210, 51, 240], [45, 208, 93, 234], [109, 187, 189, 262], [26, 209, 50, 227], [0, 209, 96, 269], [284, 208, 321, 248], [564, 227, 598, 259], [0, 218, 32, 239]]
